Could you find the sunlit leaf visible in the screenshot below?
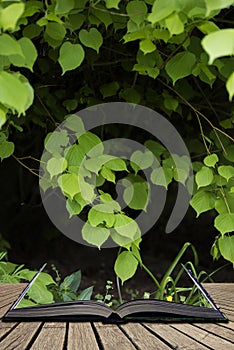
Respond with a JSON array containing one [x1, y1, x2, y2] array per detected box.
[[204, 154, 219, 167], [218, 235, 234, 265], [195, 166, 214, 188], [114, 251, 138, 284], [82, 223, 110, 249], [166, 52, 196, 85], [201, 29, 234, 64], [214, 213, 234, 235], [190, 190, 216, 217]]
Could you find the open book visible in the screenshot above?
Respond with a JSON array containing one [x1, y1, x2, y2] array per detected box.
[[2, 264, 227, 323]]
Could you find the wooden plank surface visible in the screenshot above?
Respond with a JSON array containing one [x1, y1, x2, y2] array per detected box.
[[95, 323, 136, 350], [30, 322, 66, 350], [120, 322, 170, 349], [144, 323, 210, 349], [0, 283, 233, 350], [171, 323, 234, 350], [67, 322, 100, 350], [0, 322, 41, 350]]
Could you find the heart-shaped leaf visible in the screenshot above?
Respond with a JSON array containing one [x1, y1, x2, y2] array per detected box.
[[79, 28, 103, 53], [59, 42, 85, 75]]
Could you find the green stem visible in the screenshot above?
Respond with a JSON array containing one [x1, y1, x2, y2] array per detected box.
[[116, 247, 123, 304], [140, 262, 161, 289], [116, 275, 123, 304]]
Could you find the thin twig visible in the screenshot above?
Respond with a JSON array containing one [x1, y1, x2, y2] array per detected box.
[[157, 78, 234, 143], [13, 155, 40, 177]]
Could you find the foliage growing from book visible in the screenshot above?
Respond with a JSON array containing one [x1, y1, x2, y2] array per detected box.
[[0, 253, 93, 307]]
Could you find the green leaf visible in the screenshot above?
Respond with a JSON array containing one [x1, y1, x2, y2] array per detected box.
[[204, 154, 219, 167], [131, 150, 154, 172], [82, 223, 110, 249], [0, 108, 6, 130], [47, 157, 67, 178], [214, 213, 234, 235], [58, 42, 85, 75], [88, 204, 115, 227], [218, 235, 234, 265], [226, 71, 234, 101], [84, 155, 113, 174], [195, 166, 214, 188], [9, 37, 37, 71], [126, 1, 147, 26], [165, 52, 196, 85], [45, 130, 69, 155], [0, 71, 30, 114], [105, 158, 128, 171], [17, 299, 37, 308], [65, 144, 86, 170], [90, 7, 113, 29], [77, 286, 93, 300], [114, 251, 138, 284], [173, 167, 189, 185], [114, 214, 139, 240], [18, 74, 34, 111], [144, 140, 165, 158], [139, 39, 156, 54], [0, 141, 14, 161], [153, 29, 170, 42], [164, 97, 179, 111], [23, 24, 42, 39], [55, 0, 75, 15], [28, 281, 54, 304], [190, 190, 215, 217], [218, 165, 234, 181], [66, 198, 83, 218], [0, 34, 23, 56], [210, 240, 221, 261], [198, 21, 220, 34], [100, 81, 120, 98], [151, 167, 173, 189], [148, 2, 176, 23], [58, 173, 80, 199], [105, 0, 121, 9], [201, 29, 234, 64], [123, 181, 149, 210], [215, 198, 228, 214], [79, 180, 95, 203], [120, 87, 141, 103], [46, 22, 66, 41], [0, 3, 25, 31], [165, 13, 184, 35], [100, 166, 115, 183], [79, 132, 104, 158], [79, 28, 103, 53], [224, 145, 234, 162], [64, 115, 85, 134], [205, 0, 234, 16], [60, 270, 81, 293], [111, 230, 135, 247]]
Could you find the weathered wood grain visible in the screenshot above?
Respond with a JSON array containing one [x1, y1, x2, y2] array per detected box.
[[30, 322, 66, 350], [67, 322, 99, 350], [0, 322, 41, 350], [144, 323, 210, 349], [193, 323, 234, 343], [171, 323, 234, 350], [120, 322, 170, 349], [94, 322, 136, 350], [0, 321, 17, 339]]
